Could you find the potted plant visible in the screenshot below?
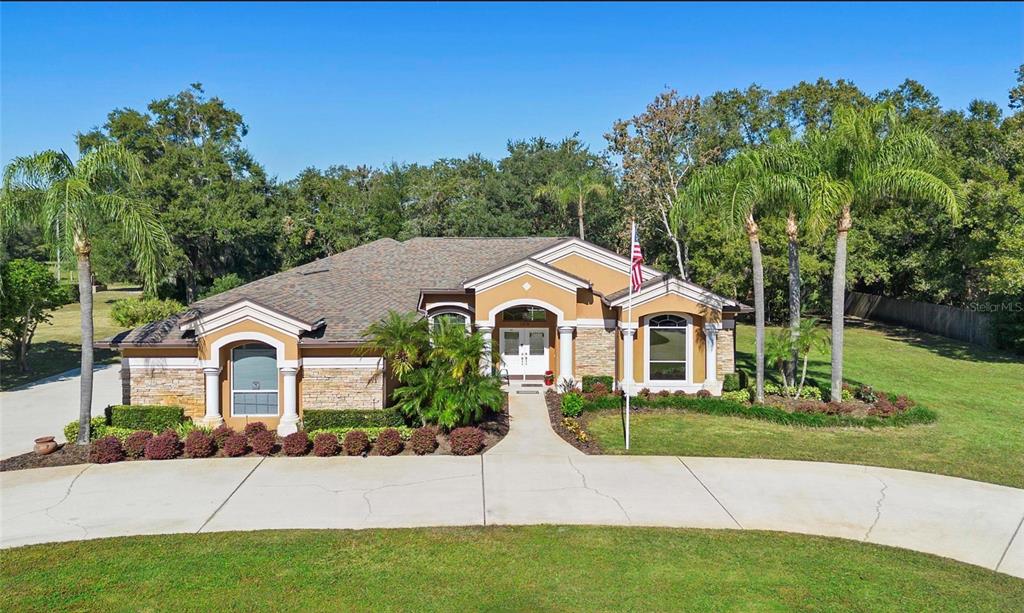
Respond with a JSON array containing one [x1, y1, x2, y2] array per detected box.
[[544, 370, 555, 386]]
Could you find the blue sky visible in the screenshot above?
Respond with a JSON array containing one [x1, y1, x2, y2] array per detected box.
[[2, 2, 1021, 180]]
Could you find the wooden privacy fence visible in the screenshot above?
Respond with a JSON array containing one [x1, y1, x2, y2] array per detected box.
[[845, 291, 993, 347]]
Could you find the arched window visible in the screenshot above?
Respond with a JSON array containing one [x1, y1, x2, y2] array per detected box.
[[231, 343, 279, 416], [647, 314, 689, 382], [429, 310, 469, 332], [501, 306, 547, 322]]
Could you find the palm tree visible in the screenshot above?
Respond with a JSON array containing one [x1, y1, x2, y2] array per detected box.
[[803, 105, 960, 401], [535, 169, 609, 240], [2, 145, 170, 443], [791, 317, 829, 400], [361, 310, 430, 383], [685, 145, 802, 403]]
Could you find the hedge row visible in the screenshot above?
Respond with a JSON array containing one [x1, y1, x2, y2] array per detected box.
[[307, 426, 414, 442], [582, 394, 937, 429], [105, 405, 186, 431], [303, 409, 405, 431]]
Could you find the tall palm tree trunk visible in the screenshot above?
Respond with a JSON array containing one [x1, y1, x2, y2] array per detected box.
[[76, 238, 94, 444], [576, 193, 586, 240], [746, 214, 765, 403], [830, 206, 852, 403], [786, 211, 801, 380]]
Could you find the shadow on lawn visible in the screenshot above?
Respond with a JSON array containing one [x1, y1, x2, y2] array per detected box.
[[1, 342, 118, 391]]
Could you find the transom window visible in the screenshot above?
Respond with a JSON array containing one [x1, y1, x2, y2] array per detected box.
[[502, 306, 547, 322], [231, 344, 279, 416], [648, 314, 688, 381]]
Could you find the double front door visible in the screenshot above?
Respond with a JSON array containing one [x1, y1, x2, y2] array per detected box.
[[500, 328, 549, 378]]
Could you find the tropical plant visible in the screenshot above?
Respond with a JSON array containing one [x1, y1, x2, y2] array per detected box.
[[791, 317, 830, 399], [534, 168, 610, 240], [2, 144, 170, 443], [802, 105, 960, 400], [391, 319, 504, 429], [684, 141, 803, 403], [361, 310, 430, 383], [0, 258, 65, 371]]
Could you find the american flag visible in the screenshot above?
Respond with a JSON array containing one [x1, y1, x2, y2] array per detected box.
[[630, 222, 644, 292]]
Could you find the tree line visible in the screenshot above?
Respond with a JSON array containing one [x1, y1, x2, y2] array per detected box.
[[4, 72, 1023, 353]]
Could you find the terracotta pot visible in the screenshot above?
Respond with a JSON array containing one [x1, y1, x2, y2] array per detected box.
[[34, 436, 58, 456]]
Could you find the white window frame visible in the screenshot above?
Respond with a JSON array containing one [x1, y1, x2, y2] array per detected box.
[[230, 343, 280, 418], [643, 313, 693, 387], [428, 308, 472, 332]]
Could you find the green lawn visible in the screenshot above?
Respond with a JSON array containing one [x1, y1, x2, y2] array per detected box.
[[2, 527, 1020, 611], [588, 321, 1024, 488], [0, 285, 140, 390]]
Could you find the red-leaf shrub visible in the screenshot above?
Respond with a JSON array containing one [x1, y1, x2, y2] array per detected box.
[[222, 433, 248, 457], [312, 433, 340, 457], [656, 390, 671, 398], [376, 428, 403, 456], [90, 436, 125, 464], [589, 382, 609, 396], [449, 427, 485, 456], [410, 426, 438, 455], [244, 422, 268, 440], [212, 424, 235, 447], [250, 429, 276, 456], [894, 395, 915, 411], [342, 430, 370, 456], [870, 397, 897, 417], [695, 389, 712, 398], [184, 431, 216, 458], [282, 431, 310, 456], [673, 390, 689, 397], [144, 432, 180, 460], [123, 430, 153, 459]]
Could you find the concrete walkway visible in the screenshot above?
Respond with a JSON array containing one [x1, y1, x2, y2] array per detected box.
[[0, 364, 121, 459], [2, 390, 1023, 579]]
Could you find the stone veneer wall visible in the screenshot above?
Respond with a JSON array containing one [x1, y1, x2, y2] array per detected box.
[[301, 367, 383, 411], [717, 328, 736, 375], [123, 364, 205, 419], [575, 326, 616, 379]]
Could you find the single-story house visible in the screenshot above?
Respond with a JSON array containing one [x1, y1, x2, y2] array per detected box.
[[99, 237, 750, 434]]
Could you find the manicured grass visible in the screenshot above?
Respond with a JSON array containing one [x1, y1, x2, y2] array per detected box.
[[2, 527, 1021, 611], [0, 285, 140, 390], [588, 321, 1024, 488]]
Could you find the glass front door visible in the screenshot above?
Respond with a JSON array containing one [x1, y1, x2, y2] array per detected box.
[[499, 328, 549, 378]]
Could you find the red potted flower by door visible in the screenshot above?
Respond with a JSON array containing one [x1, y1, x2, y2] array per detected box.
[[544, 370, 555, 386]]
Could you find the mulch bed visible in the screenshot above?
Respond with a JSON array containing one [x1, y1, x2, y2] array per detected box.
[[1, 443, 90, 472], [0, 410, 511, 472], [545, 390, 602, 454], [763, 394, 874, 417]]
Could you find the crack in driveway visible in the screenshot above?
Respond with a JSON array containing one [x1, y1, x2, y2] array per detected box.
[[863, 474, 888, 541], [41, 464, 91, 537], [996, 511, 1024, 572], [567, 456, 631, 523]]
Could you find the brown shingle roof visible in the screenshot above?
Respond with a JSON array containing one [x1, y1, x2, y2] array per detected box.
[[104, 236, 567, 347]]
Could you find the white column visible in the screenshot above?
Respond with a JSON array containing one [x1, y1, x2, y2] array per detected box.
[[477, 325, 494, 375], [558, 325, 575, 388], [278, 366, 299, 435], [201, 367, 223, 427], [621, 326, 636, 396], [704, 324, 719, 387]]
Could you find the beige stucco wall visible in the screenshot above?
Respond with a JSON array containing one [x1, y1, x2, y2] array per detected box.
[[474, 273, 579, 325], [549, 253, 629, 296]]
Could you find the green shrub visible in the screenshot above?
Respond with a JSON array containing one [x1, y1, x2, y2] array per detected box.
[[307, 426, 413, 442], [199, 273, 246, 300], [721, 390, 751, 403], [722, 373, 742, 392], [105, 405, 185, 431], [110, 297, 185, 328], [581, 394, 936, 429], [581, 375, 614, 393], [762, 382, 822, 400], [561, 392, 585, 417], [64, 417, 107, 443], [302, 409, 404, 431]]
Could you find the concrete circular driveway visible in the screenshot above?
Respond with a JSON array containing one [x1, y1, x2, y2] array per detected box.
[[2, 385, 1023, 579]]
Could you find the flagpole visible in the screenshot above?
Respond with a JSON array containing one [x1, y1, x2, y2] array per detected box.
[[625, 221, 634, 451]]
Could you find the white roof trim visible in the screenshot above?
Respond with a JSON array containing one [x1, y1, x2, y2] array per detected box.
[[464, 259, 589, 294], [180, 300, 316, 337], [609, 277, 728, 311], [531, 238, 662, 280]]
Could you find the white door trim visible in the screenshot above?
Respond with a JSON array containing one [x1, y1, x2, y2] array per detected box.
[[499, 328, 549, 378]]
